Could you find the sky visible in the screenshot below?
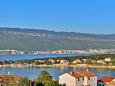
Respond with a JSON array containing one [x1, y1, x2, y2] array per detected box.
[[0, 0, 115, 34]]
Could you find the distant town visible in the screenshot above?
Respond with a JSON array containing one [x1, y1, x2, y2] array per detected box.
[[0, 54, 114, 68], [0, 48, 115, 54]]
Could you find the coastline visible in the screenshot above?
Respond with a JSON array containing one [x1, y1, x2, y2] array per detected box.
[[35, 64, 115, 69], [1, 64, 115, 69]]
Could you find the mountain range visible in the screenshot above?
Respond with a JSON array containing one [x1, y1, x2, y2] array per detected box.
[[0, 27, 115, 50]]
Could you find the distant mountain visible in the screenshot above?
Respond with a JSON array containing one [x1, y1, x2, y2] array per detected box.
[[0, 27, 115, 50]]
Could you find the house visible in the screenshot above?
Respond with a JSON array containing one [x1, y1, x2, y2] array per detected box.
[[104, 58, 111, 62], [0, 74, 22, 86], [97, 60, 104, 64], [97, 79, 106, 86], [83, 59, 87, 64], [60, 60, 68, 64], [72, 59, 82, 64], [59, 70, 97, 86], [107, 80, 115, 86], [98, 76, 115, 86], [97, 60, 106, 65], [48, 59, 55, 63], [91, 60, 96, 65]]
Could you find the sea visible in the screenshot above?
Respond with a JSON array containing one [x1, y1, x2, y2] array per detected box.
[[0, 54, 114, 80], [0, 53, 94, 61]]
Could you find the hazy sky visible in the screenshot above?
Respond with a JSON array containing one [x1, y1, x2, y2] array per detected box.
[[0, 0, 115, 34]]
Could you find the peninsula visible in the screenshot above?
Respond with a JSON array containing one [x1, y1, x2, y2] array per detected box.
[[1, 54, 115, 69]]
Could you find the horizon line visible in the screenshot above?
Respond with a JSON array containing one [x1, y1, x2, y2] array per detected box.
[[0, 26, 115, 35]]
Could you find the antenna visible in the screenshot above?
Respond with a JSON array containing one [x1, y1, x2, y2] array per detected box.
[[86, 69, 89, 71], [8, 71, 10, 75]]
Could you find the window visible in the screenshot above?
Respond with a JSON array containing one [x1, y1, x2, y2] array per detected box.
[[88, 77, 90, 80], [83, 78, 84, 81], [63, 83, 66, 86], [78, 78, 79, 81], [60, 83, 66, 86]]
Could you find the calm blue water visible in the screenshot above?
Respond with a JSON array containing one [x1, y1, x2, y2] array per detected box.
[[0, 54, 114, 80], [0, 54, 93, 61], [0, 67, 114, 80]]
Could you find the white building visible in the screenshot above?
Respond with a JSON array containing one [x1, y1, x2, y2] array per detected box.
[[104, 58, 111, 62], [59, 70, 97, 86]]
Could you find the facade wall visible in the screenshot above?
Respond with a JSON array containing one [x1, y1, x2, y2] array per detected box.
[[87, 76, 97, 86], [84, 76, 88, 85], [76, 77, 84, 86], [59, 73, 97, 86], [59, 73, 76, 86]]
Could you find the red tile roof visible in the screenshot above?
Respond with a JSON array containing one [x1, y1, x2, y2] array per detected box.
[[70, 71, 96, 78], [0, 74, 22, 83], [99, 76, 115, 82], [79, 71, 96, 77], [70, 72, 84, 78]]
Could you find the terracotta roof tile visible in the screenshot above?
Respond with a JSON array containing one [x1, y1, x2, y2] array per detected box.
[[69, 71, 96, 78], [99, 76, 115, 82], [79, 71, 96, 77], [0, 74, 22, 83], [70, 72, 84, 78]]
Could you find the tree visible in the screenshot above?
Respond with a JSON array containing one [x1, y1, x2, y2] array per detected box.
[[2, 76, 19, 86], [37, 71, 52, 82], [34, 71, 59, 86], [18, 77, 30, 86]]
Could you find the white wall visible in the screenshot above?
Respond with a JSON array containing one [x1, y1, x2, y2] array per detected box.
[[76, 77, 84, 86], [59, 73, 76, 86], [84, 76, 88, 85], [59, 73, 97, 86], [87, 76, 97, 86]]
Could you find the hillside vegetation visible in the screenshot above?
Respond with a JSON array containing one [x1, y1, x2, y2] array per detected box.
[[0, 27, 115, 50]]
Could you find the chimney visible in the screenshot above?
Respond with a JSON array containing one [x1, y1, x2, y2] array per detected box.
[[8, 71, 10, 75], [86, 69, 89, 71], [70, 72, 73, 75]]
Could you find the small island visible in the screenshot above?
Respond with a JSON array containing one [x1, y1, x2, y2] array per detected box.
[[1, 54, 115, 69]]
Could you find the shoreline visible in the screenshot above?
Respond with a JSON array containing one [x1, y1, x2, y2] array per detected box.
[[0, 64, 115, 69], [35, 64, 115, 69]]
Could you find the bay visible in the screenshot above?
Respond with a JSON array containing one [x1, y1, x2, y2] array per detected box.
[[0, 54, 114, 80], [0, 67, 114, 80], [0, 54, 93, 61]]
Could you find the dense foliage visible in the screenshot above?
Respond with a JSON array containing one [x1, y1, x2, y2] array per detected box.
[[18, 77, 30, 86], [13, 54, 115, 66], [34, 71, 59, 86], [2, 77, 30, 86]]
